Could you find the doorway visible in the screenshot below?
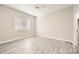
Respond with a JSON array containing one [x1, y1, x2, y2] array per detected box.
[[76, 18, 79, 53], [77, 19, 79, 45]]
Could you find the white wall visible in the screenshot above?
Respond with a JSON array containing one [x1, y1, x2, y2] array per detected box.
[[0, 5, 36, 43], [37, 7, 73, 42]]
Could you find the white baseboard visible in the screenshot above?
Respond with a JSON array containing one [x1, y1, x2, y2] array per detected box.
[[37, 33, 74, 44], [0, 34, 35, 44], [0, 33, 74, 45]]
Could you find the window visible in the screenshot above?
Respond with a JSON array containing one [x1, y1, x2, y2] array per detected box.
[[14, 17, 31, 31], [14, 17, 27, 30]]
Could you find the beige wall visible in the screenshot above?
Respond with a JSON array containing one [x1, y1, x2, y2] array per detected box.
[[37, 7, 73, 42], [0, 5, 36, 42]]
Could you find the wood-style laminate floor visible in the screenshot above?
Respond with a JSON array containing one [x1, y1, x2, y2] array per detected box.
[[0, 36, 74, 54]]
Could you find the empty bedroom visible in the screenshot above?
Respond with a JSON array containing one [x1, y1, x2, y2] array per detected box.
[[0, 4, 79, 54]]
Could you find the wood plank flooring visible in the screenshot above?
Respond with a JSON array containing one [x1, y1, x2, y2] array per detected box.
[[0, 36, 74, 54]]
